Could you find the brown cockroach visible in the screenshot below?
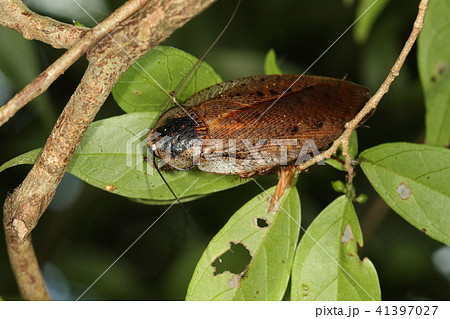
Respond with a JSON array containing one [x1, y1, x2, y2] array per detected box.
[[147, 74, 371, 179]]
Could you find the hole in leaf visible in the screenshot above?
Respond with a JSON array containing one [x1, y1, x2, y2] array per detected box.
[[212, 242, 252, 276], [254, 217, 269, 228], [341, 224, 353, 244]]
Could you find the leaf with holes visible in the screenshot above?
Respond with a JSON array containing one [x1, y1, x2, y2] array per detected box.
[[0, 113, 248, 202], [291, 195, 380, 301], [186, 185, 301, 300], [418, 0, 450, 147], [360, 143, 450, 245], [112, 46, 222, 113]]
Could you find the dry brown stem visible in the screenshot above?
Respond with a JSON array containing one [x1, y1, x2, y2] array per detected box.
[[2, 0, 217, 300], [296, 0, 429, 184], [268, 166, 298, 212], [268, 0, 429, 212], [4, 231, 50, 300], [0, 0, 88, 48]]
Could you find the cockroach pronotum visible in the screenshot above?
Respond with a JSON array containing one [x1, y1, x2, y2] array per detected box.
[[147, 74, 371, 179]]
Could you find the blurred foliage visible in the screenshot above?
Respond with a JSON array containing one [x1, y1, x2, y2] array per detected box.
[[0, 0, 449, 300], [418, 0, 450, 147]]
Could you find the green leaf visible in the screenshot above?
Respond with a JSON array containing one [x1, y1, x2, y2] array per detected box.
[[325, 131, 359, 171], [112, 46, 222, 113], [325, 159, 347, 172], [1, 46, 229, 202], [353, 0, 390, 43], [264, 49, 283, 75], [0, 149, 41, 174], [69, 113, 247, 201], [1, 113, 248, 202], [131, 194, 206, 205], [186, 184, 301, 300], [348, 130, 359, 158], [73, 20, 87, 27], [360, 143, 450, 245], [418, 1, 450, 147], [291, 195, 380, 301]]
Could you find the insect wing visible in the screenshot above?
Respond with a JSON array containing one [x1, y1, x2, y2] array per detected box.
[[192, 75, 370, 168]]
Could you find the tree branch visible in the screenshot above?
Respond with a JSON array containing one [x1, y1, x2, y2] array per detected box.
[[4, 232, 50, 300], [0, 0, 88, 49], [3, 0, 217, 300], [269, 0, 429, 208], [0, 0, 149, 128], [296, 0, 429, 181]]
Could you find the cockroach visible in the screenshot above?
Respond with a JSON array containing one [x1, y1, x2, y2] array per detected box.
[[147, 74, 371, 179]]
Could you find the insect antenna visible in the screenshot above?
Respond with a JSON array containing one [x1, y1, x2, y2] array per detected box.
[[152, 156, 188, 213], [151, 156, 208, 242], [161, 0, 242, 114], [148, 0, 242, 236]]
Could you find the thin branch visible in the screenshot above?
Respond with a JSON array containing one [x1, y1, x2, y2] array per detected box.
[[0, 0, 88, 49], [268, 166, 298, 213], [0, 0, 149, 128], [268, 0, 429, 207], [3, 0, 217, 300], [341, 137, 355, 184], [4, 233, 50, 300], [296, 0, 429, 181]]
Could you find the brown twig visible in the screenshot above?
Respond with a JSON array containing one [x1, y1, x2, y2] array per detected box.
[[296, 0, 429, 183], [0, 0, 149, 128], [4, 232, 50, 300], [268, 0, 429, 214], [0, 0, 88, 49], [3, 0, 217, 300], [268, 166, 298, 212]]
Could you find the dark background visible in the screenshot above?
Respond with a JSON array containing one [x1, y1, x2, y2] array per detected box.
[[0, 0, 448, 300]]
